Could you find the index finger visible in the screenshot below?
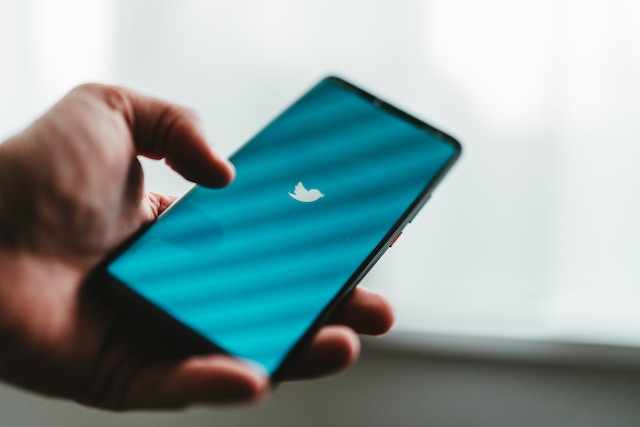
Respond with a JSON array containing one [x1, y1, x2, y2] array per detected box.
[[99, 84, 235, 188]]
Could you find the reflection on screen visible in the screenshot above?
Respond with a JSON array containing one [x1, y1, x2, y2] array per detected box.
[[108, 78, 458, 375]]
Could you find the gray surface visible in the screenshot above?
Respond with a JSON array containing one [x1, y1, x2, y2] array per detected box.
[[2, 341, 640, 427]]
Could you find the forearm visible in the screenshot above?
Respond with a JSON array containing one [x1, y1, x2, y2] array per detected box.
[[0, 136, 35, 250]]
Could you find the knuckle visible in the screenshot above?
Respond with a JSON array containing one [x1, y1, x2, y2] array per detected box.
[[164, 104, 201, 128], [70, 83, 131, 116]]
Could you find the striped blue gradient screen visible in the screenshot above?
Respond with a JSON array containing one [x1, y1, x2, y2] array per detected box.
[[107, 78, 457, 375]]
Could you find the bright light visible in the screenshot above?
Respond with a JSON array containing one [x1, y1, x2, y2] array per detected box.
[[25, 0, 115, 109], [423, 0, 556, 133]]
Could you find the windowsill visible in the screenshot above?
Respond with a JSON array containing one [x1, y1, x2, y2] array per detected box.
[[364, 330, 640, 370]]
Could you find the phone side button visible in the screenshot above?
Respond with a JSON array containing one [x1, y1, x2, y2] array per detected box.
[[389, 231, 403, 247]]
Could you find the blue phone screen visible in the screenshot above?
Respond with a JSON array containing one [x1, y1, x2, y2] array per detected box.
[[107, 78, 458, 374]]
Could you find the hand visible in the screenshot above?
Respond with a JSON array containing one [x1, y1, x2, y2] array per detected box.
[[0, 84, 394, 410]]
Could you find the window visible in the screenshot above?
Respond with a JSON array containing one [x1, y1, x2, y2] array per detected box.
[[4, 0, 640, 348]]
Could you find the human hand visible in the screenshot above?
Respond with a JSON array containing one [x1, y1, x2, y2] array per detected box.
[[0, 84, 394, 410]]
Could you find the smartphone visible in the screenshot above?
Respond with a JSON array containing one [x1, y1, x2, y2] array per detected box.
[[92, 76, 461, 380]]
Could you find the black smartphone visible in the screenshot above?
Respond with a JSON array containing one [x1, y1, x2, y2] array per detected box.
[[92, 76, 461, 380]]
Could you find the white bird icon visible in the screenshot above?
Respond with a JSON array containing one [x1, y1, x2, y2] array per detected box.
[[289, 181, 324, 203]]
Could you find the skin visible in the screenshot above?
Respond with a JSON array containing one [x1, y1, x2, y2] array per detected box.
[[0, 84, 394, 411]]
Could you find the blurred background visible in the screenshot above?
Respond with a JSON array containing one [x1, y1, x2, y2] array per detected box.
[[2, 0, 640, 425]]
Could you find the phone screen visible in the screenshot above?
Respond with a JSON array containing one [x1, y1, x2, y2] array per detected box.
[[105, 77, 460, 376]]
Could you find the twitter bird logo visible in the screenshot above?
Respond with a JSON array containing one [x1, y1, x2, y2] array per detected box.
[[289, 181, 324, 203]]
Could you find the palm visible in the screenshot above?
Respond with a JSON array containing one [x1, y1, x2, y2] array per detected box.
[[0, 84, 393, 410]]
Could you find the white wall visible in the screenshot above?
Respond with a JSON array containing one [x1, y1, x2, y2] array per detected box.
[[113, 0, 640, 346], [3, 0, 640, 345]]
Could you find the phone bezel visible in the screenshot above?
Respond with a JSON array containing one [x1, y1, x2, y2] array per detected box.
[[87, 75, 462, 382]]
